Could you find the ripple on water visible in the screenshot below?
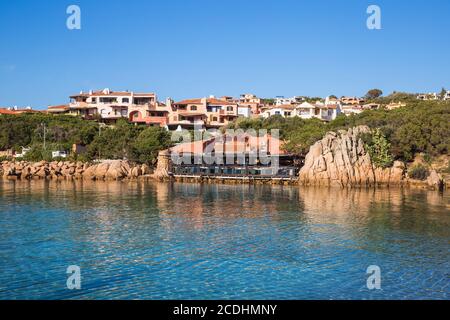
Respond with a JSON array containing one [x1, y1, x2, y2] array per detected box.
[[0, 180, 449, 299]]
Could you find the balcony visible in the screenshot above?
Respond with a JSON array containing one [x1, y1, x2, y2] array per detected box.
[[130, 116, 168, 126]]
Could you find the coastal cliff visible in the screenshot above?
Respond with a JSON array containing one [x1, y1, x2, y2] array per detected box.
[[298, 126, 445, 189], [0, 160, 153, 181]]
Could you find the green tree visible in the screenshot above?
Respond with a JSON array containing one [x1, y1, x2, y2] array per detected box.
[[131, 126, 172, 164], [440, 87, 447, 99], [365, 89, 383, 99]]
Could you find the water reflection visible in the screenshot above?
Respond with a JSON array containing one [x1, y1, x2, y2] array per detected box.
[[0, 180, 449, 299]]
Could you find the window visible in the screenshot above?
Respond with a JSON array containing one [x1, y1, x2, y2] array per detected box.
[[190, 105, 197, 111], [212, 117, 218, 121], [275, 111, 281, 115], [91, 98, 97, 104], [227, 106, 233, 111], [285, 112, 291, 116], [122, 98, 129, 103]]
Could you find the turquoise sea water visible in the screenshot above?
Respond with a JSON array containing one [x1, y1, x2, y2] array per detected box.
[[0, 180, 448, 300]]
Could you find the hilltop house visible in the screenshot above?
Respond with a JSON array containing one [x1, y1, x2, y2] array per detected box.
[[417, 93, 438, 100], [340, 96, 365, 105], [238, 93, 262, 116], [275, 96, 305, 106], [169, 96, 239, 130], [385, 102, 407, 110], [261, 104, 295, 118], [294, 101, 341, 121], [47, 105, 70, 115], [67, 88, 168, 126], [0, 106, 39, 115], [443, 91, 450, 100], [340, 104, 364, 115]]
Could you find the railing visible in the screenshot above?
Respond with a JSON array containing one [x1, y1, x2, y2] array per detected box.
[[172, 165, 298, 178]]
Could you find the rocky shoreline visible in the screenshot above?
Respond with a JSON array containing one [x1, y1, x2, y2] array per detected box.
[[299, 126, 447, 190], [0, 159, 152, 181], [1, 126, 447, 190]]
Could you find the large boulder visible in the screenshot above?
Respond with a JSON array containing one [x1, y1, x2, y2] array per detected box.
[[299, 126, 405, 187], [82, 164, 98, 180], [94, 163, 110, 180], [427, 170, 444, 189], [105, 161, 128, 180]]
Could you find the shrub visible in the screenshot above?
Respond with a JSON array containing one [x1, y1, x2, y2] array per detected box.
[[362, 128, 394, 168], [0, 155, 13, 162], [409, 164, 430, 180]]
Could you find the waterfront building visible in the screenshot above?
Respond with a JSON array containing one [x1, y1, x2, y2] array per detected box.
[[169, 133, 298, 177]]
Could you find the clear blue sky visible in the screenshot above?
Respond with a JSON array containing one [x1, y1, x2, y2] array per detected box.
[[0, 0, 449, 108]]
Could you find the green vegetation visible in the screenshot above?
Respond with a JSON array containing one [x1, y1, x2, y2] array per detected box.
[[365, 88, 383, 99], [0, 115, 171, 164], [408, 164, 430, 180], [1, 99, 449, 166], [440, 87, 447, 100], [229, 100, 450, 163], [361, 128, 393, 168], [0, 113, 98, 152]]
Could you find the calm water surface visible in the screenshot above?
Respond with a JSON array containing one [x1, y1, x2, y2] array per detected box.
[[0, 180, 449, 300]]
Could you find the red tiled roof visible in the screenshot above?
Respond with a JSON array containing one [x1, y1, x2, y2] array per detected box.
[[0, 108, 17, 115], [48, 104, 69, 110], [174, 98, 237, 106], [70, 90, 155, 98], [178, 112, 207, 117]]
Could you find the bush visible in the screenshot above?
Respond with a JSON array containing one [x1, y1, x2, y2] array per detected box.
[[409, 164, 430, 180], [131, 126, 172, 164], [361, 128, 393, 168], [0, 155, 13, 162]]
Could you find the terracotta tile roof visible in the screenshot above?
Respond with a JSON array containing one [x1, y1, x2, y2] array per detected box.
[[174, 98, 237, 106], [169, 134, 289, 156], [48, 104, 69, 110], [70, 90, 155, 98], [273, 104, 296, 110], [0, 108, 17, 115], [177, 112, 207, 117]]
